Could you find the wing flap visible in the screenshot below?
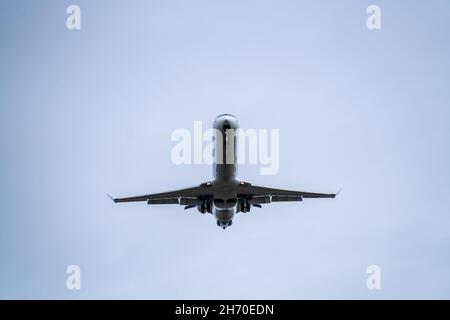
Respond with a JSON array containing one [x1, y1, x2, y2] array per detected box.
[[147, 198, 179, 205], [271, 195, 303, 202]]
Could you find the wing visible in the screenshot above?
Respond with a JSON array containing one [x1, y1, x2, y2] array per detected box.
[[110, 183, 214, 205], [236, 182, 336, 204]]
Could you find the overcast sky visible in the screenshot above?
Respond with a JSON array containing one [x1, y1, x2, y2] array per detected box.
[[1, 0, 450, 299]]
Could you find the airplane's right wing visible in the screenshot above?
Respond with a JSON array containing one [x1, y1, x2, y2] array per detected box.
[[110, 183, 214, 205]]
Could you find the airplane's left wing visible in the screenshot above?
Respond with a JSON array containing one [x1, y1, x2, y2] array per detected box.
[[110, 183, 213, 205], [236, 182, 336, 204]]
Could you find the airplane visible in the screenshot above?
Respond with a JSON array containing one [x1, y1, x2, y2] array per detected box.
[[110, 114, 336, 229]]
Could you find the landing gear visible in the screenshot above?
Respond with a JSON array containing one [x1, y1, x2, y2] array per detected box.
[[239, 200, 251, 213], [198, 199, 213, 214]]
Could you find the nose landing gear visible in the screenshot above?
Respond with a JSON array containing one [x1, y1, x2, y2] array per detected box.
[[216, 220, 233, 229]]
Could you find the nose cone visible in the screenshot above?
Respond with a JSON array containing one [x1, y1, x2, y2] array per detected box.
[[213, 114, 239, 130]]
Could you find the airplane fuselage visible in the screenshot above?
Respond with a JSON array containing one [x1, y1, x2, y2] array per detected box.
[[211, 114, 240, 228]]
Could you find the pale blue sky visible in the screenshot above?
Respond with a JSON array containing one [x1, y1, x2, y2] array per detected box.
[[1, 0, 450, 299]]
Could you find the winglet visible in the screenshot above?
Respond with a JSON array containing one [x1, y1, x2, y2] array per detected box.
[[107, 194, 117, 203], [335, 189, 342, 197]]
